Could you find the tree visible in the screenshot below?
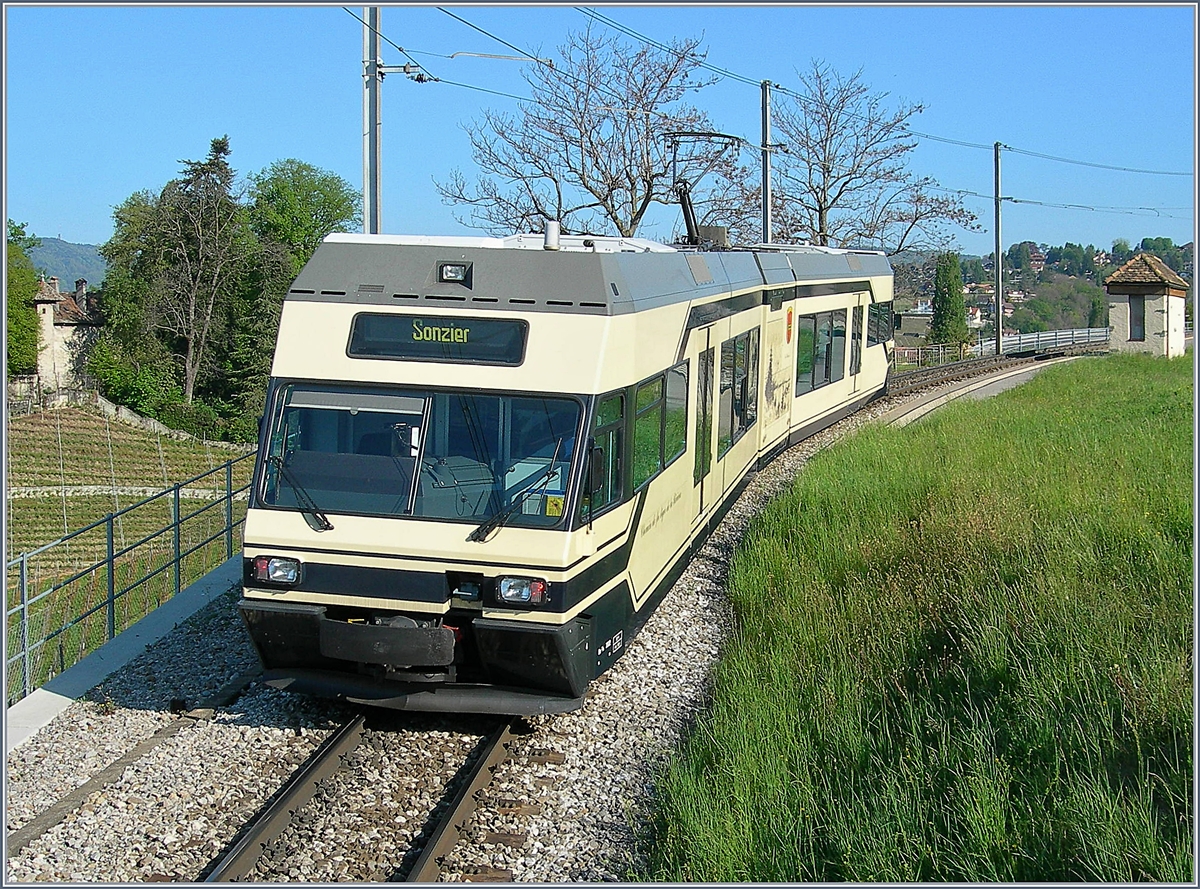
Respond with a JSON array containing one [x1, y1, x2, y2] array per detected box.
[[1006, 240, 1036, 272], [95, 144, 361, 439], [766, 61, 977, 254], [248, 159, 361, 274], [929, 252, 970, 346], [1110, 238, 1133, 264], [437, 23, 722, 237], [6, 220, 41, 378], [100, 136, 251, 404], [961, 256, 986, 285]]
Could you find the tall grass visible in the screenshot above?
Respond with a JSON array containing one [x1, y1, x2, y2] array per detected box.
[[645, 353, 1193, 882]]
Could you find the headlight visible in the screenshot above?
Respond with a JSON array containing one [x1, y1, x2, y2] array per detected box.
[[497, 576, 548, 605], [252, 555, 301, 585]]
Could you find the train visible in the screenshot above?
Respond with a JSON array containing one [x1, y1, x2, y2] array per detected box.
[[238, 225, 895, 715]]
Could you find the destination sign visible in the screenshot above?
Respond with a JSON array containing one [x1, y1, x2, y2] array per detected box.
[[347, 313, 528, 365]]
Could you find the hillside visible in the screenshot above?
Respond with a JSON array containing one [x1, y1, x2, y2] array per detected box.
[[26, 237, 107, 288], [5, 406, 254, 559]]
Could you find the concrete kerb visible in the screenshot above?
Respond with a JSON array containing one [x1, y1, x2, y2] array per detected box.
[[877, 356, 1079, 428], [5, 555, 244, 756]]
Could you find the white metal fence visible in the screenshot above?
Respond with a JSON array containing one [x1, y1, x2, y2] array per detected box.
[[896, 327, 1110, 368]]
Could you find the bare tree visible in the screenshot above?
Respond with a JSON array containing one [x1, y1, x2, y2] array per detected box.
[[437, 24, 722, 238], [761, 61, 977, 255]]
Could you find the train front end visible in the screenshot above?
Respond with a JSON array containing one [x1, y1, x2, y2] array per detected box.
[[238, 234, 622, 715]]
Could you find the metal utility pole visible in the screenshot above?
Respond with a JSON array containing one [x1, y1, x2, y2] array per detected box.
[[761, 81, 772, 245], [993, 141, 1003, 356], [363, 6, 382, 234]]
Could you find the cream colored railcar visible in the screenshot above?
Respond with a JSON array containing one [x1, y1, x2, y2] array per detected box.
[[239, 232, 894, 714]]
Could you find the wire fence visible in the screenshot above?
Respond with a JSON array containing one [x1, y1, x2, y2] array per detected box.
[[5, 452, 255, 706]]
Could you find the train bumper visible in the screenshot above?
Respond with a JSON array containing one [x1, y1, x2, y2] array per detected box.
[[261, 669, 584, 715], [238, 599, 591, 715]]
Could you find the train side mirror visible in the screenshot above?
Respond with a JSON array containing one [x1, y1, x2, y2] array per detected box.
[[588, 446, 605, 494]]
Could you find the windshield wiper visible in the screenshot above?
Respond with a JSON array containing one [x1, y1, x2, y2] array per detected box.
[[268, 455, 334, 532], [467, 438, 562, 543]]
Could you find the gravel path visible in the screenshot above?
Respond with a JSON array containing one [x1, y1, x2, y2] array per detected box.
[[5, 390, 924, 882]]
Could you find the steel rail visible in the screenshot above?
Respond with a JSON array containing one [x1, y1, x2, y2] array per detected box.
[[403, 719, 518, 882], [6, 668, 262, 855], [204, 713, 367, 882]]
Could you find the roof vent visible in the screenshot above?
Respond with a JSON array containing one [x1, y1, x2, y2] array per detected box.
[[543, 220, 561, 251]]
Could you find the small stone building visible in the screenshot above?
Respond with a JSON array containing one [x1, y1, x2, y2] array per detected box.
[[33, 275, 99, 389], [1104, 254, 1189, 357]]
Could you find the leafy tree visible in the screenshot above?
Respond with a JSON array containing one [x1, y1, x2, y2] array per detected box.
[[94, 143, 361, 440], [960, 256, 986, 285], [99, 136, 251, 404], [764, 61, 977, 254], [1111, 238, 1133, 264], [1009, 306, 1048, 334], [1006, 240, 1036, 272], [248, 159, 361, 274], [928, 252, 970, 345], [437, 23, 722, 237], [6, 220, 41, 378]]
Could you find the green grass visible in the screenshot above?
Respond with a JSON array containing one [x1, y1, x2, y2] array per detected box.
[[644, 353, 1193, 882]]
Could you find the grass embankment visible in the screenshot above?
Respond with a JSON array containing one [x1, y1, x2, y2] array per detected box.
[[646, 353, 1193, 882]]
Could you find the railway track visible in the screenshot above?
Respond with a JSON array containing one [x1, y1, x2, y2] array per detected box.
[[198, 713, 525, 883]]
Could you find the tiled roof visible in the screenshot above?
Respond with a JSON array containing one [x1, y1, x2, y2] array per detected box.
[[53, 296, 95, 324], [34, 277, 61, 302], [1104, 253, 1189, 288]]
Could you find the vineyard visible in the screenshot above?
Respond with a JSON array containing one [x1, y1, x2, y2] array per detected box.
[[6, 407, 254, 558], [5, 405, 257, 703]]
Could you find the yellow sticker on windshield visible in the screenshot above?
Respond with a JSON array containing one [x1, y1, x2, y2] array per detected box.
[[546, 495, 564, 517]]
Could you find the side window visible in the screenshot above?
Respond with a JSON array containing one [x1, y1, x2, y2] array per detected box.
[[813, 313, 832, 386], [829, 309, 847, 383], [665, 361, 688, 467], [795, 315, 816, 395], [631, 360, 690, 490], [633, 376, 664, 488], [796, 310, 848, 392], [867, 301, 894, 346], [718, 328, 759, 458], [582, 392, 623, 518]]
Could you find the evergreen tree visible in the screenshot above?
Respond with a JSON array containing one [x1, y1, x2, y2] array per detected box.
[[929, 251, 970, 345], [6, 220, 41, 378]]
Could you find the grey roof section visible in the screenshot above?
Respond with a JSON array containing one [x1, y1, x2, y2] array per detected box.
[[285, 236, 892, 316]]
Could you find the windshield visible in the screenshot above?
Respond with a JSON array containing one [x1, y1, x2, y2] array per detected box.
[[260, 383, 581, 529]]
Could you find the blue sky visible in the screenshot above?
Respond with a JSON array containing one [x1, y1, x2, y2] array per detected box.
[[3, 3, 1196, 258]]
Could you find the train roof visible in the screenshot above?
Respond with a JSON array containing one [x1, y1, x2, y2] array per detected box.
[[284, 232, 893, 316]]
